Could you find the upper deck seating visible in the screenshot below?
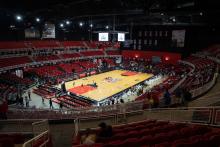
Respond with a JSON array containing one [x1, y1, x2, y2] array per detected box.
[[0, 56, 32, 68]]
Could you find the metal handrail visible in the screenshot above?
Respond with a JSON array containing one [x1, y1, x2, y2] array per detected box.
[[22, 130, 49, 147]]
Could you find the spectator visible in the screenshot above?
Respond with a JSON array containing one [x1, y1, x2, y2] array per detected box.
[[183, 88, 192, 107], [81, 128, 96, 145], [42, 96, 45, 104], [153, 96, 159, 108], [149, 97, 154, 109], [20, 96, 24, 107], [0, 99, 8, 120], [120, 99, 126, 121], [28, 90, 31, 101], [164, 89, 171, 106], [25, 96, 29, 107], [60, 101, 63, 109], [49, 98, 53, 109], [97, 122, 113, 138], [16, 94, 19, 105]]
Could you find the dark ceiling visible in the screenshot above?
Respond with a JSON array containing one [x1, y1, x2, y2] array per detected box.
[[1, 0, 220, 29]]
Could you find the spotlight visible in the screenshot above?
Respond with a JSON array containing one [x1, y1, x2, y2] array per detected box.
[[36, 18, 40, 22], [79, 22, 83, 27], [90, 24, 93, 28], [16, 15, 22, 21], [66, 20, 70, 25], [105, 25, 109, 29], [172, 18, 176, 22], [60, 23, 64, 28], [160, 13, 164, 16], [199, 12, 203, 16]]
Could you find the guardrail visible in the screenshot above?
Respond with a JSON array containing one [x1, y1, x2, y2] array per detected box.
[[7, 100, 144, 120], [74, 106, 220, 136], [22, 130, 50, 147], [0, 119, 50, 147], [179, 60, 195, 73], [190, 73, 218, 98]]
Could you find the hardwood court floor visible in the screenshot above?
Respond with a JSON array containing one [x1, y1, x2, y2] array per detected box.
[[64, 70, 153, 101]]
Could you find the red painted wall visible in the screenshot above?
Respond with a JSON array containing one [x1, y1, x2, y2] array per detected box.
[[122, 50, 181, 64]]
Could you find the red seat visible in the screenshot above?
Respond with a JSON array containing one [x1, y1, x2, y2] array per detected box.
[[171, 139, 187, 147], [155, 142, 171, 147], [92, 143, 104, 147], [111, 133, 127, 141], [123, 138, 139, 147], [153, 133, 169, 144], [126, 131, 138, 138], [139, 135, 153, 146], [0, 137, 14, 147], [103, 140, 124, 147], [209, 135, 220, 146]]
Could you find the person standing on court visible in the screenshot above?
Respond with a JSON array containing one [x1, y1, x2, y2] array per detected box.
[[28, 90, 31, 101], [49, 98, 53, 109], [25, 96, 29, 107], [60, 101, 63, 109], [42, 96, 45, 104]]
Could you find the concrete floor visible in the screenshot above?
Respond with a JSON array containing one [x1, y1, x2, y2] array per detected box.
[[22, 87, 60, 109]]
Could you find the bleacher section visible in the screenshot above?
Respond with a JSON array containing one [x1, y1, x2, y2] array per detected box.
[[33, 55, 60, 62], [62, 41, 86, 48], [79, 60, 98, 69], [61, 53, 81, 59], [30, 40, 60, 49], [54, 95, 91, 108], [0, 74, 34, 86], [0, 41, 29, 50], [85, 41, 98, 49], [0, 41, 120, 70], [80, 50, 105, 57], [74, 120, 220, 147], [58, 62, 84, 74], [0, 56, 32, 68], [0, 133, 26, 147], [30, 65, 64, 78], [182, 56, 216, 90], [32, 85, 55, 99], [106, 50, 121, 56]]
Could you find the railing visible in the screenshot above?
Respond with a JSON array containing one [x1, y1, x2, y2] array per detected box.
[[7, 100, 144, 120], [22, 130, 50, 147], [169, 76, 186, 93], [207, 56, 220, 64], [0, 119, 50, 147], [179, 60, 195, 73], [74, 106, 220, 136], [32, 120, 49, 137], [190, 73, 218, 98]]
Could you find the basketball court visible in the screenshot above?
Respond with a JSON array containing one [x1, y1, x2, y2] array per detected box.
[[62, 70, 153, 102]]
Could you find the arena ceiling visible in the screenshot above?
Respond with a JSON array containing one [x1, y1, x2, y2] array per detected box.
[[0, 0, 220, 29]]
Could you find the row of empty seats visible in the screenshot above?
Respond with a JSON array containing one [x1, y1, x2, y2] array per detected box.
[[0, 40, 119, 50], [0, 50, 119, 68], [32, 85, 56, 99], [53, 95, 92, 108], [0, 133, 26, 147], [33, 55, 60, 62], [0, 56, 32, 68], [0, 74, 34, 86], [29, 65, 64, 78], [80, 50, 105, 57], [74, 120, 220, 147], [181, 56, 216, 90]]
